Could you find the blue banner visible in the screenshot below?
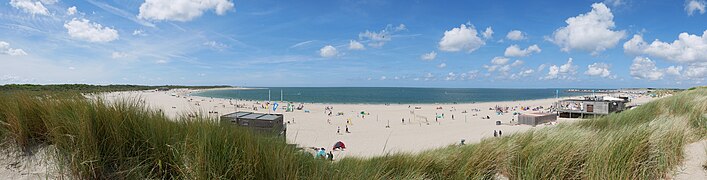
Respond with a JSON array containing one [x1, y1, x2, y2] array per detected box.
[[272, 102, 279, 111]]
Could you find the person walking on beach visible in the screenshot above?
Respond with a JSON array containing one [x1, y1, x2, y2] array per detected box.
[[494, 130, 498, 137], [345, 125, 350, 133], [402, 118, 405, 124], [337, 126, 340, 134], [499, 130, 502, 136]]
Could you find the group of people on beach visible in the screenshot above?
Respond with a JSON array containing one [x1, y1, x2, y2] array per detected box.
[[493, 130, 503, 137]]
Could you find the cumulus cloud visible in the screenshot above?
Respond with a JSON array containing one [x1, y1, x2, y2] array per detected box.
[[64, 18, 119, 43], [10, 0, 51, 16], [319, 45, 338, 58], [420, 51, 437, 60], [504, 44, 541, 57], [509, 69, 535, 80], [0, 41, 28, 56], [138, 0, 235, 21], [67, 6, 78, 15], [482, 27, 494, 39], [543, 58, 578, 80], [348, 40, 365, 50], [438, 63, 447, 68], [484, 57, 524, 75], [585, 62, 612, 78], [684, 63, 707, 80], [358, 24, 406, 48], [624, 31, 707, 63], [666, 66, 683, 76], [506, 30, 526, 41], [686, 0, 706, 15], [438, 24, 486, 52], [630, 57, 664, 80], [550, 3, 626, 54]]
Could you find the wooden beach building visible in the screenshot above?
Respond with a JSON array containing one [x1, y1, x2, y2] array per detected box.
[[518, 113, 557, 126], [558, 96, 627, 118], [220, 112, 286, 138]]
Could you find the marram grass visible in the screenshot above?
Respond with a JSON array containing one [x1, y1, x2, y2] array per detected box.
[[0, 88, 705, 179]]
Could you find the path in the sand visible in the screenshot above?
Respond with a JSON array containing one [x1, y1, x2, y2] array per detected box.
[[673, 139, 707, 179]]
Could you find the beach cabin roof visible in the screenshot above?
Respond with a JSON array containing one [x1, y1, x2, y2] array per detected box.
[[223, 111, 283, 121]]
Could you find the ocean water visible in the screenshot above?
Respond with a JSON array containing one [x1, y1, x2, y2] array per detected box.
[[191, 87, 588, 104]]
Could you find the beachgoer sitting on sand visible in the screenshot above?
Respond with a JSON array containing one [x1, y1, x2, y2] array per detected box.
[[317, 148, 326, 158]]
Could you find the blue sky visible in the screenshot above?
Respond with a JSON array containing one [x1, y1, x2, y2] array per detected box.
[[0, 0, 706, 88]]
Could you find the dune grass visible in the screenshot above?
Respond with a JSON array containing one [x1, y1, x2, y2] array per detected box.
[[0, 88, 705, 179]]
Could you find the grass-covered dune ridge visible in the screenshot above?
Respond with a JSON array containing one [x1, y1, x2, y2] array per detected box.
[[0, 89, 705, 179]]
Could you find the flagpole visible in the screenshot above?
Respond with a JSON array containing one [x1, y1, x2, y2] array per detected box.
[[268, 89, 271, 114]]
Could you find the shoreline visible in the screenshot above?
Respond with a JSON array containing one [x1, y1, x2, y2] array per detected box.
[[188, 87, 597, 106]]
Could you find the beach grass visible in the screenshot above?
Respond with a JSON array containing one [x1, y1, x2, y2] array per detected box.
[[0, 88, 705, 179]]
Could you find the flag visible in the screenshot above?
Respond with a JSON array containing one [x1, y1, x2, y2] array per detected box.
[[272, 102, 279, 111]]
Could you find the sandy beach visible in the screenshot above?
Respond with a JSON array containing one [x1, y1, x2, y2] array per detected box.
[[101, 89, 655, 158]]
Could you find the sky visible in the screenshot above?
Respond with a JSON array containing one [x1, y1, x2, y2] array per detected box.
[[0, 0, 706, 88]]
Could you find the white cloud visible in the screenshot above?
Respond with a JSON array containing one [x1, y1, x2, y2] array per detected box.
[[511, 60, 524, 67], [460, 70, 480, 80], [550, 3, 626, 54], [623, 31, 707, 64], [504, 44, 541, 57], [289, 40, 314, 49], [64, 18, 119, 43], [686, 0, 706, 15], [156, 59, 168, 64], [39, 0, 56, 4], [132, 29, 146, 36], [319, 45, 338, 58], [420, 51, 437, 61], [630, 57, 664, 80], [684, 63, 707, 80], [348, 40, 365, 50], [604, 0, 624, 7], [138, 0, 235, 21], [0, 41, 28, 56], [666, 66, 683, 76], [437, 63, 447, 68], [445, 72, 457, 81], [380, 76, 387, 80], [10, 0, 50, 16], [490, 56, 509, 66], [424, 72, 435, 81], [543, 58, 578, 80], [203, 41, 228, 50], [585, 62, 612, 78], [506, 30, 525, 41], [67, 6, 78, 15], [111, 52, 128, 59], [395, 24, 407, 31], [510, 69, 535, 80], [484, 57, 523, 75], [358, 24, 406, 48], [537, 64, 547, 72], [438, 24, 486, 52], [482, 27, 494, 39]]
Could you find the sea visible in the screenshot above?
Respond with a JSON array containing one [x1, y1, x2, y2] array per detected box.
[[191, 87, 589, 104]]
